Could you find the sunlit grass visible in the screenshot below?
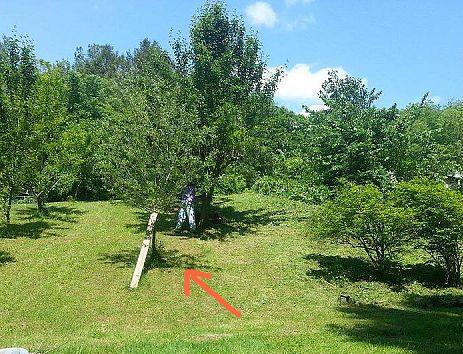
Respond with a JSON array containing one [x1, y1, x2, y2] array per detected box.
[[1, 193, 462, 353]]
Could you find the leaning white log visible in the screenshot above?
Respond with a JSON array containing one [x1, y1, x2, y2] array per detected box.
[[129, 211, 158, 289]]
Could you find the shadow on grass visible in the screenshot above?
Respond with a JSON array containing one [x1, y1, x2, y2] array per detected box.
[[198, 204, 285, 241], [0, 220, 53, 239], [405, 293, 463, 309], [15, 205, 86, 223], [0, 205, 86, 239], [331, 304, 463, 354], [126, 197, 285, 241], [99, 242, 218, 272], [305, 253, 447, 290], [0, 250, 14, 266]]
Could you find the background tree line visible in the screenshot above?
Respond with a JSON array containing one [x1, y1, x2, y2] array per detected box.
[[0, 3, 281, 224], [1, 2, 463, 284]]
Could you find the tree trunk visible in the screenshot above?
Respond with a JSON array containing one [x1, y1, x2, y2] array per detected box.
[[199, 188, 214, 228], [74, 180, 82, 200], [442, 252, 462, 288], [7, 190, 12, 223], [37, 194, 46, 215], [447, 261, 462, 288], [3, 188, 13, 224], [447, 271, 461, 288], [457, 265, 462, 288]]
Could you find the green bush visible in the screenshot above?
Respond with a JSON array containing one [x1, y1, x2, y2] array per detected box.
[[394, 178, 463, 287], [216, 173, 247, 194], [252, 176, 330, 204], [251, 156, 330, 204], [252, 176, 284, 195], [315, 183, 416, 271]]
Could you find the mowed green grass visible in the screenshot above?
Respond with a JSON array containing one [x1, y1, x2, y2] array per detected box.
[[1, 192, 462, 353]]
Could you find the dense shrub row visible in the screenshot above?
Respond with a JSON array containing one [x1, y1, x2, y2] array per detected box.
[[316, 179, 463, 287]]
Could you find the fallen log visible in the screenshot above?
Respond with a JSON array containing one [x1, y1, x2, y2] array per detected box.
[[129, 211, 158, 289]]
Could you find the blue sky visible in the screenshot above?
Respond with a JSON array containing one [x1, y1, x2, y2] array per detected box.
[[1, 0, 462, 112]]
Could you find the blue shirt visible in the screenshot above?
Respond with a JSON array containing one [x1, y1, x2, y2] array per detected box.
[[181, 186, 195, 204]]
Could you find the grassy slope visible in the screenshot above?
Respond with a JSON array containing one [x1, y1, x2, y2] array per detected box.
[[0, 192, 462, 353]]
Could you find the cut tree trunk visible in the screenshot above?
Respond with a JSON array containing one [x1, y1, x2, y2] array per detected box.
[[130, 211, 158, 289]]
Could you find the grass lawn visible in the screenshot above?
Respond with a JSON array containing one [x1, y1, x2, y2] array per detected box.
[[1, 192, 463, 353]]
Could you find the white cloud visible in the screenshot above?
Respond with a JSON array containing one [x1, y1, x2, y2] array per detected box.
[[299, 104, 327, 116], [269, 64, 355, 112], [284, 14, 315, 31], [285, 0, 315, 6], [430, 95, 441, 104], [307, 104, 328, 111], [274, 64, 348, 101], [246, 2, 278, 28]]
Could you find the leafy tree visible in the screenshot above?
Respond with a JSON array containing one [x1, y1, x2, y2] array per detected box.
[[245, 106, 328, 203], [398, 102, 463, 181], [316, 183, 416, 270], [74, 44, 128, 78], [173, 1, 280, 223], [50, 54, 115, 202], [65, 69, 108, 201], [394, 179, 463, 287], [97, 39, 200, 214], [440, 102, 463, 172], [25, 63, 86, 212], [318, 70, 381, 110], [306, 71, 403, 189], [247, 106, 311, 175], [0, 33, 37, 222]]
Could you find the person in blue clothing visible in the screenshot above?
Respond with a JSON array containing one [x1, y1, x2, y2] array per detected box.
[[175, 183, 196, 232]]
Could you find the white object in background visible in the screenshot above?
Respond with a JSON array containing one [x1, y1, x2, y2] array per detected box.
[[0, 349, 29, 354]]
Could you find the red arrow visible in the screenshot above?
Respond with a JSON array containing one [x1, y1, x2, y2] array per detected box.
[[184, 269, 241, 318]]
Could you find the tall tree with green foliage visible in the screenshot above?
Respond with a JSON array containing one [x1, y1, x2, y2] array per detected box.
[[64, 68, 109, 201], [306, 70, 403, 189], [0, 33, 37, 222], [398, 101, 463, 181], [74, 44, 128, 78], [173, 1, 280, 224], [25, 63, 86, 213], [245, 106, 327, 203], [98, 39, 201, 215]]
